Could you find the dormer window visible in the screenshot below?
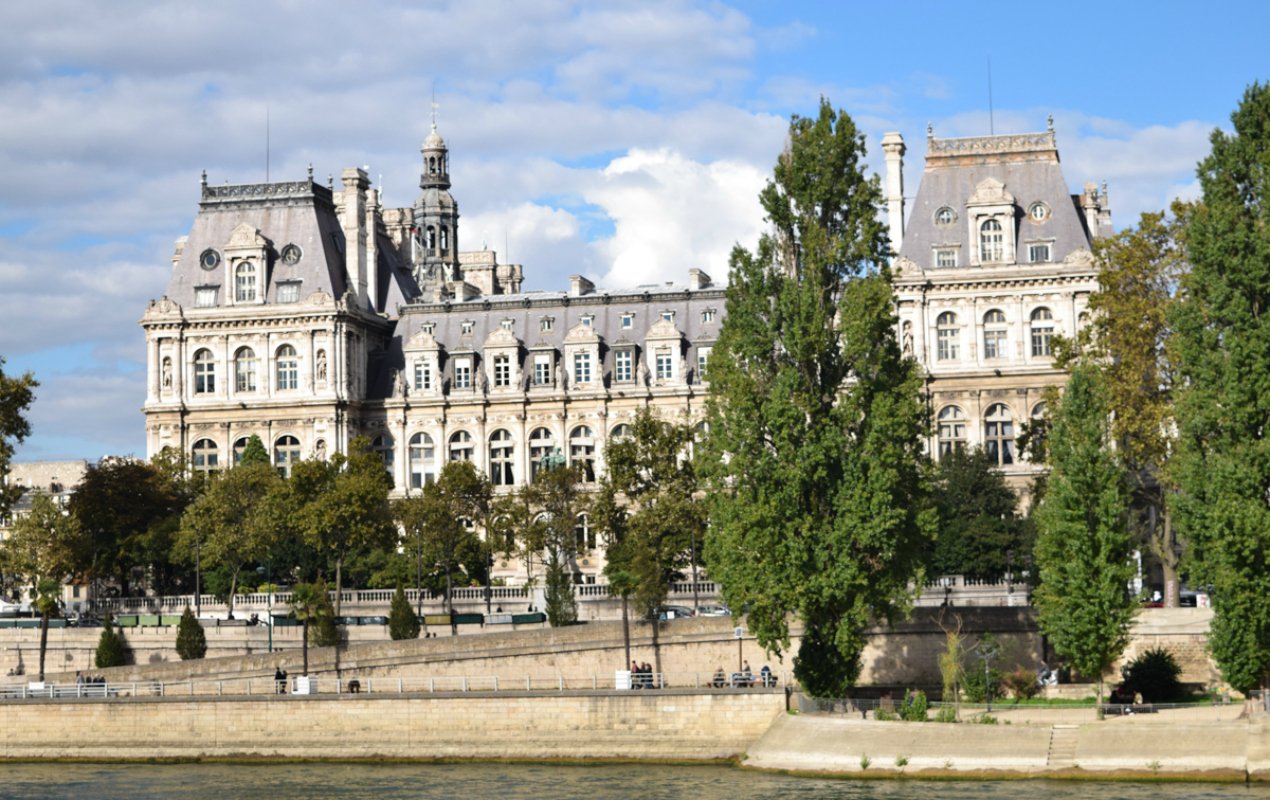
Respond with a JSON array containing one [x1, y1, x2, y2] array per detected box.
[[1029, 202, 1049, 222], [461, 320, 474, 336], [661, 311, 675, 323], [621, 313, 634, 329], [422, 322, 435, 335], [195, 287, 218, 308], [935, 207, 956, 226], [1028, 242, 1052, 263], [701, 309, 716, 324], [935, 248, 958, 269], [581, 315, 594, 328], [276, 281, 300, 304], [500, 319, 514, 331], [235, 261, 257, 302], [979, 219, 1004, 263], [541, 317, 555, 332], [454, 358, 472, 389], [493, 354, 511, 387]]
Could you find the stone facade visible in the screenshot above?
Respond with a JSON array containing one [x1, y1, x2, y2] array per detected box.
[[886, 121, 1108, 504], [141, 127, 720, 584]]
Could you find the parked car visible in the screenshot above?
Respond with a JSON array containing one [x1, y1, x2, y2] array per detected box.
[[656, 606, 695, 620], [696, 604, 731, 617]]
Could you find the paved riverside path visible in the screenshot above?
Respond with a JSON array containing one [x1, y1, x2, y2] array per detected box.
[[744, 709, 1269, 779]]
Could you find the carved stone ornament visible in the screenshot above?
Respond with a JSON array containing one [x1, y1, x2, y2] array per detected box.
[[1062, 248, 1095, 268], [967, 177, 1015, 207], [306, 287, 333, 306]]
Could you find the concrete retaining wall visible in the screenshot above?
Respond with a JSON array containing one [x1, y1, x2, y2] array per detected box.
[[0, 690, 784, 761]]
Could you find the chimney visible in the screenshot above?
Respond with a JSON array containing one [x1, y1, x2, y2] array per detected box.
[[340, 167, 370, 308], [688, 269, 713, 290], [569, 274, 595, 297], [365, 186, 380, 311], [881, 132, 906, 254]]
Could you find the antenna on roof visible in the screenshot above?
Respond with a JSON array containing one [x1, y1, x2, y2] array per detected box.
[[431, 82, 438, 131], [987, 57, 995, 136], [266, 104, 271, 183]]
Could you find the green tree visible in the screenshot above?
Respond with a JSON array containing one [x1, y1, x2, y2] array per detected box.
[[3, 493, 79, 681], [927, 447, 1028, 580], [68, 455, 192, 598], [701, 99, 933, 697], [0, 357, 37, 522], [388, 583, 420, 640], [175, 605, 207, 660], [600, 409, 706, 674], [239, 434, 269, 466], [1170, 83, 1270, 695], [289, 580, 334, 675], [521, 463, 586, 627], [393, 460, 486, 627], [1032, 364, 1136, 705], [293, 438, 395, 617], [95, 620, 127, 669], [174, 461, 280, 619], [1061, 208, 1186, 603]]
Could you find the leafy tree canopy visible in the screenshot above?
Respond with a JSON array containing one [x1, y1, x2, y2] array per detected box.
[[1170, 82, 1270, 693], [0, 357, 37, 520], [702, 98, 934, 697], [927, 447, 1028, 581]]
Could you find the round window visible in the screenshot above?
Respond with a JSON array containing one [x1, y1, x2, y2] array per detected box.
[[281, 244, 302, 265], [935, 207, 956, 226], [1029, 203, 1048, 222], [199, 249, 221, 270]]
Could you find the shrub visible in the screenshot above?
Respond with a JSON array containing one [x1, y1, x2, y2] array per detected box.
[[1002, 667, 1040, 700], [974, 713, 999, 724], [388, 584, 420, 641], [899, 689, 929, 721], [95, 621, 128, 668], [175, 606, 207, 660], [1120, 647, 1183, 702], [962, 663, 1002, 703], [873, 706, 899, 721], [934, 705, 958, 723]]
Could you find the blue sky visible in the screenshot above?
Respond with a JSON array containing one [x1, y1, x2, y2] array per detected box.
[[1, 0, 1266, 462]]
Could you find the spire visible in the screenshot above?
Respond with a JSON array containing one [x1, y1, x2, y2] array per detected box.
[[420, 100, 450, 191]]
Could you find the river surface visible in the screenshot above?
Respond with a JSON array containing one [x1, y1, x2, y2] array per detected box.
[[2, 763, 1268, 799]]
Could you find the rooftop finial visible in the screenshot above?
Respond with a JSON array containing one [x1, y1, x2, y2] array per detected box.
[[307, 162, 314, 181], [200, 169, 207, 187], [1047, 114, 1054, 133], [430, 82, 438, 132], [927, 122, 933, 138]]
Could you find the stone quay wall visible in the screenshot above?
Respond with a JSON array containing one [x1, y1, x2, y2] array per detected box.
[[0, 690, 784, 762], [7, 608, 1221, 694]]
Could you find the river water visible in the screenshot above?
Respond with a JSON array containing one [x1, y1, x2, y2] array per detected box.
[[2, 763, 1267, 799]]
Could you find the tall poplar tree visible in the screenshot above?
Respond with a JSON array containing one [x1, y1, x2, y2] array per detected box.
[[0, 357, 37, 521], [702, 99, 933, 697], [1031, 364, 1135, 705], [1171, 83, 1270, 694]]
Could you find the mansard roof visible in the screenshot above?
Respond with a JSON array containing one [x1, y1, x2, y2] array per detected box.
[[900, 129, 1094, 267]]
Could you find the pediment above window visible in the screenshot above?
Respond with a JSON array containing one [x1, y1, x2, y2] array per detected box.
[[967, 177, 1015, 207], [483, 327, 521, 349], [564, 322, 601, 345], [644, 318, 682, 341]]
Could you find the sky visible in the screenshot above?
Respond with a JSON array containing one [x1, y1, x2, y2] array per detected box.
[[1, 0, 1266, 463]]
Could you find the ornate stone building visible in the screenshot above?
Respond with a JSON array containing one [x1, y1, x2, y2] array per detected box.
[[883, 121, 1110, 503], [140, 123, 722, 582]]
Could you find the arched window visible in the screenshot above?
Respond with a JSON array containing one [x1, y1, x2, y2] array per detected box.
[[426, 226, 437, 251], [193, 349, 216, 394], [449, 430, 473, 462], [489, 429, 514, 486], [936, 312, 959, 361], [529, 427, 556, 482], [235, 261, 257, 302], [191, 439, 218, 476], [979, 219, 1004, 262], [276, 345, 298, 391], [569, 425, 596, 483], [982, 309, 1008, 360], [233, 437, 250, 466], [937, 406, 967, 457], [234, 347, 257, 393], [428, 156, 437, 175], [984, 404, 1015, 466], [372, 434, 395, 472], [610, 424, 632, 442], [1030, 307, 1055, 357], [574, 513, 595, 552], [1027, 402, 1050, 462], [409, 432, 435, 489], [274, 435, 301, 477], [440, 226, 449, 253]]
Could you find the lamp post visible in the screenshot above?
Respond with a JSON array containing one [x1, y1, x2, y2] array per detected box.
[[690, 528, 699, 613], [976, 635, 1000, 713], [256, 563, 273, 654]]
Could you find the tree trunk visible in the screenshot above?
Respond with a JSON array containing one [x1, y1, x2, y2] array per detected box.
[[301, 619, 309, 675], [1159, 508, 1181, 607], [334, 557, 343, 618], [622, 595, 631, 670], [652, 616, 662, 687], [446, 564, 456, 637], [227, 567, 239, 620], [38, 612, 49, 682]]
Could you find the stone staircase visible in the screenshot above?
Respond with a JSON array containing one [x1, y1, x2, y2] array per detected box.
[[1046, 724, 1079, 769]]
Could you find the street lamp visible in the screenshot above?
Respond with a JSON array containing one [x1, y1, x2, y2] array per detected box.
[[256, 563, 273, 653], [976, 634, 1001, 713]]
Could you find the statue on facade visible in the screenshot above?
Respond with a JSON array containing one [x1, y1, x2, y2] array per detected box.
[[161, 358, 172, 390], [316, 350, 328, 385]]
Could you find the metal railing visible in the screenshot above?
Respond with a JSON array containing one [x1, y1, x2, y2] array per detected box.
[[0, 669, 786, 702]]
